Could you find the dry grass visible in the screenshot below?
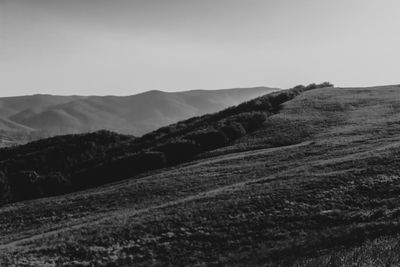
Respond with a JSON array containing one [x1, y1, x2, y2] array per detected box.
[[2, 86, 400, 266]]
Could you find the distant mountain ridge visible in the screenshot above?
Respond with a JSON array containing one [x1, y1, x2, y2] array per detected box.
[[0, 87, 277, 145]]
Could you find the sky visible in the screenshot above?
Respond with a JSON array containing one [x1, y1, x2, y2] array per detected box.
[[1, 0, 400, 96]]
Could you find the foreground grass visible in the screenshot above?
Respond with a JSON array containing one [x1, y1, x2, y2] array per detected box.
[[2, 86, 400, 266], [294, 235, 400, 267]]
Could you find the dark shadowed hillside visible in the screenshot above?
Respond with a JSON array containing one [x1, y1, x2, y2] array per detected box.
[[6, 83, 400, 266], [0, 87, 277, 146]]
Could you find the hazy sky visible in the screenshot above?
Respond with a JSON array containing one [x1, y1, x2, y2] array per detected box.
[[1, 0, 400, 96]]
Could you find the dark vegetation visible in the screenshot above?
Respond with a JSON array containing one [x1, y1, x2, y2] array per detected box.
[[0, 83, 333, 205]]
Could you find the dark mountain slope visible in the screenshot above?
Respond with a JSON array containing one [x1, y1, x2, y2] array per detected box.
[[3, 85, 400, 266], [0, 87, 276, 140]]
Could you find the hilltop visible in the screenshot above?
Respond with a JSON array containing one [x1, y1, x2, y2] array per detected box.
[[3, 84, 400, 266]]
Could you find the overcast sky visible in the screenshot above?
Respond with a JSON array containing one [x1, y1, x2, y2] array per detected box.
[[1, 0, 400, 96]]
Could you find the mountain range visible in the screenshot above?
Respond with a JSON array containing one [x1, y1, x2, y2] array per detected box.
[[0, 87, 276, 146]]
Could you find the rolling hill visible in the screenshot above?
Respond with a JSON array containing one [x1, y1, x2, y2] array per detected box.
[[0, 87, 276, 146], [0, 84, 317, 205], [4, 83, 400, 266]]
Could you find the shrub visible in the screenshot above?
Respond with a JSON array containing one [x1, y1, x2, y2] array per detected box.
[[229, 112, 267, 132], [41, 172, 72, 196], [318, 81, 334, 88], [0, 171, 10, 204], [72, 151, 167, 189], [128, 151, 167, 173], [187, 129, 229, 152], [10, 171, 44, 200], [156, 140, 200, 164], [247, 113, 267, 131], [221, 122, 247, 141]]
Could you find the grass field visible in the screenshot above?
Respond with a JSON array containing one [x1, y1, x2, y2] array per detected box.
[[2, 86, 400, 266]]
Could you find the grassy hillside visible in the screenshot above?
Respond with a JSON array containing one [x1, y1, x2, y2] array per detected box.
[[0, 87, 276, 140], [0, 84, 325, 205], [4, 84, 400, 266]]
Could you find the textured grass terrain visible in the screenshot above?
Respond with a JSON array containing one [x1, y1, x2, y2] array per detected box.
[[1, 86, 400, 266]]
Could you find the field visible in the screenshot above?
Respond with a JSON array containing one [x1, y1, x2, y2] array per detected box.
[[2, 86, 400, 266]]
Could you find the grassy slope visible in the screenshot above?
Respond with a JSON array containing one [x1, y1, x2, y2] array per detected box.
[[2, 86, 400, 265], [294, 234, 400, 266], [0, 85, 303, 205]]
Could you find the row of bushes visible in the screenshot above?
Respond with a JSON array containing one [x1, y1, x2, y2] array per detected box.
[[71, 151, 167, 190], [0, 171, 71, 202], [0, 82, 333, 205], [0, 131, 135, 203], [139, 82, 332, 144]]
